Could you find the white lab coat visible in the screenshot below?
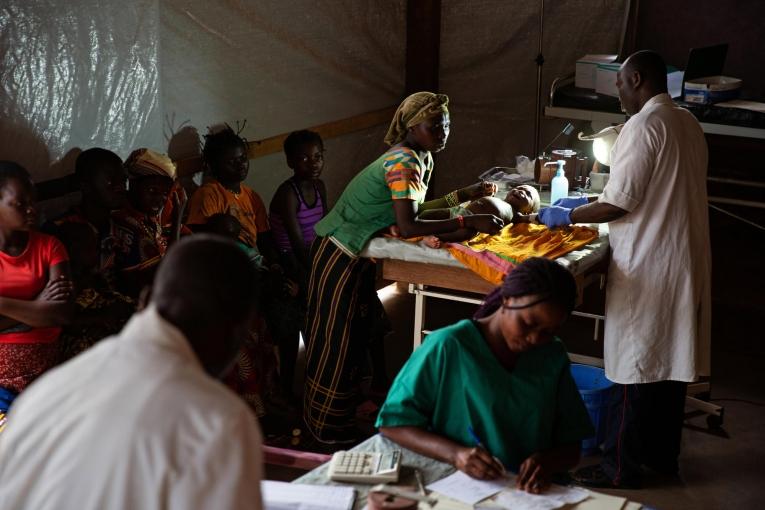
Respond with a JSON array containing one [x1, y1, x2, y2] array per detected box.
[[0, 306, 263, 510], [600, 93, 711, 384]]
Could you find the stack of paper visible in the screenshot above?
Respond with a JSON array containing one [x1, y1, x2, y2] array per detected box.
[[261, 481, 355, 510], [426, 471, 509, 506], [487, 481, 589, 510], [425, 471, 614, 510]]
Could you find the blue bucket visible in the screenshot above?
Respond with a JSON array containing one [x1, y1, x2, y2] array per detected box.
[[570, 364, 618, 454]]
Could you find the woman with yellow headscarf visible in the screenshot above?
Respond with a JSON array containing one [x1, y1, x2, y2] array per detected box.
[[112, 148, 186, 297], [303, 92, 504, 444]]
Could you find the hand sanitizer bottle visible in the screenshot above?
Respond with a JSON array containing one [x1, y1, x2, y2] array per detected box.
[[550, 160, 569, 205]]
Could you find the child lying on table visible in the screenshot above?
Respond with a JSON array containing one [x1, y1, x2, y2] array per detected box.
[[416, 185, 541, 248]]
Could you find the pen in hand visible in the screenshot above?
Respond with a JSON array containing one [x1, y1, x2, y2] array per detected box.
[[467, 426, 507, 476]]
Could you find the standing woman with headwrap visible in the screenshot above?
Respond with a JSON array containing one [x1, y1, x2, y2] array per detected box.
[[377, 257, 594, 494], [303, 92, 504, 444]]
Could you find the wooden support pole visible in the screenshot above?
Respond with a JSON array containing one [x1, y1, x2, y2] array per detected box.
[[405, 0, 441, 94]]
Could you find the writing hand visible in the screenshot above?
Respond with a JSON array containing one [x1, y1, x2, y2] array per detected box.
[[516, 453, 550, 494], [453, 446, 505, 480]]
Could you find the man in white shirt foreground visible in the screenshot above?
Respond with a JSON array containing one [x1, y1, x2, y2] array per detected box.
[[539, 50, 711, 488], [0, 235, 264, 510]]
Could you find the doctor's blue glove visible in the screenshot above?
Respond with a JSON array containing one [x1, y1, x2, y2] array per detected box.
[[538, 206, 573, 228], [552, 196, 588, 208]]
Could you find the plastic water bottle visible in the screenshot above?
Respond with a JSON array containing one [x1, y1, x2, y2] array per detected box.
[[550, 160, 569, 205]]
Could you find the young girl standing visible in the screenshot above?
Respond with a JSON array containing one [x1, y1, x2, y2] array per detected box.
[[269, 130, 328, 283], [269, 130, 328, 398]]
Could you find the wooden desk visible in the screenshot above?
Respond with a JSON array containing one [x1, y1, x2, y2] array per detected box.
[[293, 434, 642, 510]]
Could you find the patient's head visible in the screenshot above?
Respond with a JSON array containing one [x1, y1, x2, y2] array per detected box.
[[505, 185, 540, 215]]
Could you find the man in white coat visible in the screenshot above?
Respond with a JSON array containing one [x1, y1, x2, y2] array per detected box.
[[539, 50, 711, 488], [0, 235, 264, 509]]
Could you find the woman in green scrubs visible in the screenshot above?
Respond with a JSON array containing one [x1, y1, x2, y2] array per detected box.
[[377, 257, 593, 494]]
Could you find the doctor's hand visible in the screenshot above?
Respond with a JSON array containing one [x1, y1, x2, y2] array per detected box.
[[552, 196, 588, 209], [538, 206, 572, 228], [465, 214, 504, 234]]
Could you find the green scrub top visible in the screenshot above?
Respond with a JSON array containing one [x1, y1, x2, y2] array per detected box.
[[376, 319, 594, 469]]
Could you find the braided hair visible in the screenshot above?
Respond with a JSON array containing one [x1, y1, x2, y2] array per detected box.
[[201, 126, 248, 177], [474, 257, 577, 319]]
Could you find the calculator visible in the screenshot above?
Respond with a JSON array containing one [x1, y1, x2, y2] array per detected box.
[[328, 450, 402, 484]]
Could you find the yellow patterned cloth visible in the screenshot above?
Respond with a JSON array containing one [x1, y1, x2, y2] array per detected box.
[[447, 223, 599, 285]]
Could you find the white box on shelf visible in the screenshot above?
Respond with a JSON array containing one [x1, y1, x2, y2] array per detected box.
[[596, 64, 684, 98], [576, 54, 618, 89], [595, 63, 621, 97]]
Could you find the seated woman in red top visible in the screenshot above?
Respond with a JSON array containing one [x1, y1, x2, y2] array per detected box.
[[0, 161, 74, 409]]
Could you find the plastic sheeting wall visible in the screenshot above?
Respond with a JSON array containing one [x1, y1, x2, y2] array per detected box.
[[1, 0, 626, 203], [0, 0, 162, 182]]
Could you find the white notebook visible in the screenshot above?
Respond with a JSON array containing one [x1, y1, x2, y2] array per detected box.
[[261, 481, 355, 510]]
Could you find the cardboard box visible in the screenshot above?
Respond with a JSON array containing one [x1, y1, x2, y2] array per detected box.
[[596, 64, 684, 98], [684, 76, 742, 104], [595, 63, 621, 97], [576, 54, 618, 89]]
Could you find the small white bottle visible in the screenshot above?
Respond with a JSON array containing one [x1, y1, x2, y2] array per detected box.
[[550, 160, 569, 205]]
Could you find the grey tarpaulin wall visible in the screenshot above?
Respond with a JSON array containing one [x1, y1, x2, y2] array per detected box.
[[1, 0, 626, 204]]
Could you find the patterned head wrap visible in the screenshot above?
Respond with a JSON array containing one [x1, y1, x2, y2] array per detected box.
[[125, 148, 176, 180], [384, 91, 450, 146], [473, 257, 577, 319]]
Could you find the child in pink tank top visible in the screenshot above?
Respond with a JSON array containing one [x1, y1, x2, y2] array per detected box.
[[269, 130, 328, 282], [268, 130, 328, 400]]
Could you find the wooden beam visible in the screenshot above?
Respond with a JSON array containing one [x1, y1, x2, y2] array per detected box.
[[174, 106, 397, 177], [246, 105, 396, 159], [405, 0, 441, 94]]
